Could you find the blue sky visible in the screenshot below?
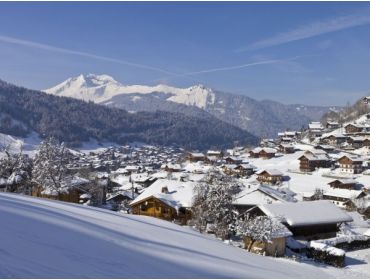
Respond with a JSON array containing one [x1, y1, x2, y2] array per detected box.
[[1, 2, 370, 106]]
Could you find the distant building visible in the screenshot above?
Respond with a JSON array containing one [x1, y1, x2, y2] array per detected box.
[[256, 169, 283, 185], [247, 200, 353, 240], [249, 147, 277, 159], [337, 155, 364, 174]]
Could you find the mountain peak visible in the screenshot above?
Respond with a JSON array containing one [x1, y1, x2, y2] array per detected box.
[[45, 74, 215, 108]]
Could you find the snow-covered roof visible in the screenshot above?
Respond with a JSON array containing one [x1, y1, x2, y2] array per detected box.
[[233, 186, 293, 206], [309, 122, 324, 130], [328, 179, 358, 185], [256, 169, 283, 176], [130, 179, 196, 210], [251, 147, 277, 154], [258, 200, 353, 227], [324, 188, 364, 199]]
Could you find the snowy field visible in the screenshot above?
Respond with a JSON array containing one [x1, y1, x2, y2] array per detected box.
[[0, 193, 336, 279]]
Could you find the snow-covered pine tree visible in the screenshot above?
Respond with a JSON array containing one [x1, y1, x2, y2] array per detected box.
[[32, 137, 71, 198], [192, 168, 241, 240]]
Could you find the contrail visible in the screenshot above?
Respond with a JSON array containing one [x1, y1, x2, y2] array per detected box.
[[175, 56, 302, 77], [237, 11, 370, 52], [0, 35, 177, 75]]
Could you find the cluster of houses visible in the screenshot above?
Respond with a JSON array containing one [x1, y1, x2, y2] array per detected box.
[[5, 116, 370, 262]]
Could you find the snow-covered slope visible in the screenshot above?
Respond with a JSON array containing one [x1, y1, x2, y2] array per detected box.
[[44, 74, 215, 109], [0, 132, 41, 157], [0, 193, 330, 278]]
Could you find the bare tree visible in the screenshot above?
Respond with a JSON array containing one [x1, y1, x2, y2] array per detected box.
[[32, 137, 71, 198], [237, 215, 288, 252], [192, 169, 241, 240]]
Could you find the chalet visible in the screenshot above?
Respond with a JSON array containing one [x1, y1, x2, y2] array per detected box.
[[260, 138, 276, 148], [244, 221, 292, 257], [247, 200, 353, 240], [204, 156, 219, 164], [131, 173, 157, 188], [207, 150, 223, 158], [347, 136, 365, 149], [161, 163, 183, 172], [337, 155, 364, 174], [225, 156, 243, 165], [328, 179, 358, 190], [233, 185, 295, 213], [364, 138, 370, 148], [223, 164, 255, 177], [249, 147, 277, 159], [314, 144, 335, 153], [187, 152, 205, 162], [323, 189, 366, 208], [326, 121, 340, 130], [256, 169, 283, 185], [344, 123, 364, 134], [298, 151, 331, 172], [278, 143, 295, 154], [321, 134, 347, 146], [106, 191, 135, 211], [32, 176, 101, 204], [129, 179, 195, 225], [309, 122, 324, 137]]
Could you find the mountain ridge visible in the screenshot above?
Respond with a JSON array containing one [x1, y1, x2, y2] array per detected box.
[[0, 78, 258, 149], [45, 74, 339, 137]]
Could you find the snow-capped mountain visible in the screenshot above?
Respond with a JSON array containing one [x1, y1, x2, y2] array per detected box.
[[45, 74, 338, 138], [45, 74, 215, 109]]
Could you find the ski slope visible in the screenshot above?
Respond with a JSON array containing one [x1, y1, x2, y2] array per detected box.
[[0, 193, 331, 278]]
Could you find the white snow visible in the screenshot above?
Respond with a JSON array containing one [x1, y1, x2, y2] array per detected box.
[[130, 179, 196, 210], [44, 74, 215, 109], [259, 200, 353, 227], [0, 193, 330, 278]]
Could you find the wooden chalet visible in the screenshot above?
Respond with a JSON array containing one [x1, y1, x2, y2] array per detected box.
[[308, 122, 324, 138], [32, 176, 95, 204], [347, 136, 365, 149], [247, 201, 353, 240], [162, 163, 183, 172], [129, 179, 195, 225], [314, 144, 335, 153], [321, 134, 347, 146], [233, 185, 294, 213], [337, 155, 364, 174], [323, 189, 366, 208], [326, 121, 340, 130], [244, 224, 292, 257], [278, 144, 295, 154], [223, 164, 255, 177], [187, 152, 205, 162], [328, 179, 358, 190], [225, 156, 243, 164], [345, 124, 364, 134], [298, 151, 331, 172], [256, 169, 283, 185], [206, 150, 223, 158], [249, 147, 277, 159]]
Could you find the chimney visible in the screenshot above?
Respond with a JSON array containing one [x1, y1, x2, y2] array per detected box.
[[161, 186, 169, 194]]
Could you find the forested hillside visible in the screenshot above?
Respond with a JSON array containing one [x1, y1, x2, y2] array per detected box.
[[0, 80, 258, 149]]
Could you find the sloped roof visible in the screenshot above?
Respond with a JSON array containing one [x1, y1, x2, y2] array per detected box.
[[256, 169, 283, 176], [258, 200, 353, 227], [129, 179, 196, 210]]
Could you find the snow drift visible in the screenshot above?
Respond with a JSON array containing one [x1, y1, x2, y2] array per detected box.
[[0, 193, 329, 278]]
